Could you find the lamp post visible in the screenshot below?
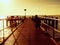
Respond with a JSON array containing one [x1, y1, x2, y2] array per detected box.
[[24, 9, 27, 16]]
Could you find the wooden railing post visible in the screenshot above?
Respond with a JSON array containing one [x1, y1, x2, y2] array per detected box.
[[44, 19, 46, 23], [48, 19, 50, 25], [52, 19, 55, 38], [6, 19, 8, 26], [45, 19, 47, 24], [3, 20, 4, 45], [56, 17, 58, 29]]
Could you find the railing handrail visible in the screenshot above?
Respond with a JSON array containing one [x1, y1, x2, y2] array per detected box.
[[42, 22, 60, 33], [0, 20, 21, 32], [41, 17, 59, 20], [0, 18, 23, 32], [0, 18, 25, 45], [0, 21, 23, 45]]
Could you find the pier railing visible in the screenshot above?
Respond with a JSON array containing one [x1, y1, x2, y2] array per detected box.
[[40, 16, 60, 42], [0, 18, 25, 45]]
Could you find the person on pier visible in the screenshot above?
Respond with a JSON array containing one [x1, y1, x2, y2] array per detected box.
[[34, 15, 41, 31]]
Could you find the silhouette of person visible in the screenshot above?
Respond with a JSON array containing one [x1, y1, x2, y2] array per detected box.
[[34, 15, 41, 31]]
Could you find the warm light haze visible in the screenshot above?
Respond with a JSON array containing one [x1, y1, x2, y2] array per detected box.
[[0, 0, 60, 16]]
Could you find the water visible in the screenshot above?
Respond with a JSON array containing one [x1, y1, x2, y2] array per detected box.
[[0, 20, 19, 45]]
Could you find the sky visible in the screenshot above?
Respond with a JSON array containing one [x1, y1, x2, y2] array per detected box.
[[0, 0, 60, 16]]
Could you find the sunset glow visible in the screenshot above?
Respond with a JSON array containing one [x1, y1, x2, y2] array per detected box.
[[0, 0, 9, 4], [0, 0, 60, 16]]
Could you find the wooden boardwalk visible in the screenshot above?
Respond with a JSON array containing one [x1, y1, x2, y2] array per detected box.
[[4, 18, 56, 45], [16, 18, 56, 45]]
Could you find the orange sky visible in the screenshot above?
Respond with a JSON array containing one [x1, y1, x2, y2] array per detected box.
[[0, 0, 60, 16]]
